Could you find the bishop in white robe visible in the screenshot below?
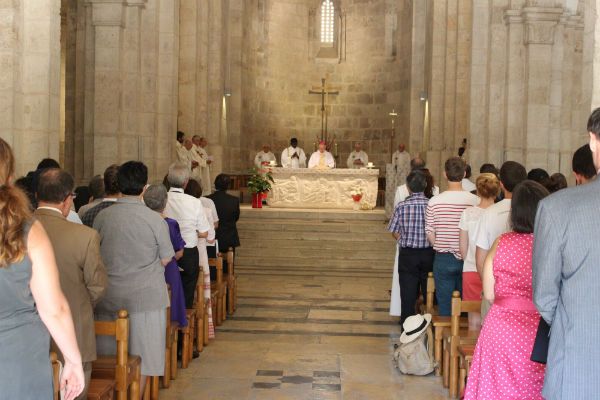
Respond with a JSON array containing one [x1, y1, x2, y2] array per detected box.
[[346, 142, 369, 169], [281, 138, 307, 168], [308, 142, 335, 169]]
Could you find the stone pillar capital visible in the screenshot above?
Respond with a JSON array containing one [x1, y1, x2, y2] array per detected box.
[[504, 9, 523, 25], [522, 7, 563, 45], [84, 0, 125, 26]]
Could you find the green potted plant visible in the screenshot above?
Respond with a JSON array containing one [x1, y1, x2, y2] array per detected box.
[[247, 168, 274, 208]]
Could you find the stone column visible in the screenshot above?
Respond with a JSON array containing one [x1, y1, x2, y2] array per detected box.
[[86, 0, 126, 175], [583, 0, 600, 110], [0, 0, 62, 175], [522, 7, 562, 169]]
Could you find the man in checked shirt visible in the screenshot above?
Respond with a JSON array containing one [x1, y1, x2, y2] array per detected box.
[[388, 170, 434, 326]]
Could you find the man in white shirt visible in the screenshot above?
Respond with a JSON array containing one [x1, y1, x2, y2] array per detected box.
[[393, 158, 439, 206], [281, 138, 307, 168], [254, 145, 277, 169], [462, 164, 476, 192], [308, 141, 335, 169], [193, 136, 213, 194], [164, 161, 211, 307], [473, 161, 526, 317], [347, 142, 368, 169]]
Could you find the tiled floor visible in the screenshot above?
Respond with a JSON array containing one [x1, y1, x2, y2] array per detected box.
[[159, 272, 450, 399]]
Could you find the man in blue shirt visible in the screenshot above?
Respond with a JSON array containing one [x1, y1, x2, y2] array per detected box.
[[388, 170, 433, 325]]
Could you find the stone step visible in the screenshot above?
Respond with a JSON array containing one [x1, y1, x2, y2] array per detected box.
[[234, 256, 392, 269], [237, 219, 388, 234], [240, 206, 387, 222], [238, 230, 386, 241], [237, 238, 395, 251], [236, 248, 393, 261]]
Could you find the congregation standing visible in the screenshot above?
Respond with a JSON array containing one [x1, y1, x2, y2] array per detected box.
[[388, 108, 600, 399], [0, 129, 241, 398]]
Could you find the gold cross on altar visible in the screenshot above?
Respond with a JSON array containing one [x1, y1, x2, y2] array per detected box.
[[308, 77, 340, 141]]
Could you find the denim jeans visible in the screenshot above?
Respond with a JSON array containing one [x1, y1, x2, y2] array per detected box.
[[433, 252, 463, 316]]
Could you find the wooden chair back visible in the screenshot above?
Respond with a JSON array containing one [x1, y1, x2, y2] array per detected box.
[[95, 310, 129, 368], [208, 254, 224, 283], [226, 248, 235, 277], [51, 352, 60, 400], [426, 272, 435, 313], [450, 291, 481, 336]]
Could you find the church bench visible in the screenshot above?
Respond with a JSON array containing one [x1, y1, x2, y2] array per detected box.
[[190, 272, 205, 354], [178, 309, 195, 369], [92, 310, 141, 400], [225, 247, 237, 316], [208, 254, 226, 326], [142, 377, 159, 400], [88, 379, 116, 400], [51, 352, 60, 400], [162, 287, 176, 388], [442, 291, 481, 399], [427, 272, 468, 377], [458, 344, 475, 397]]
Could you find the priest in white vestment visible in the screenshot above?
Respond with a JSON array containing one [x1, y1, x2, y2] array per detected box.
[[175, 131, 188, 163], [308, 141, 335, 169], [391, 144, 411, 185], [346, 142, 369, 169], [178, 138, 201, 176], [192, 135, 212, 194], [281, 138, 307, 168], [254, 145, 277, 168]]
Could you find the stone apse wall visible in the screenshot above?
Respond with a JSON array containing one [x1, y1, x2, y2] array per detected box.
[[4, 0, 600, 185], [239, 0, 413, 172]]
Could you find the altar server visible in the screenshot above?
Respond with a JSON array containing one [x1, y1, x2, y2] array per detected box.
[[254, 145, 277, 168], [347, 142, 369, 169], [392, 144, 411, 185], [309, 141, 335, 169], [192, 136, 213, 194], [281, 138, 307, 168]]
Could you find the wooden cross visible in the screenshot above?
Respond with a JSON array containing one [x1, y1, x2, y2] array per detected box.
[[309, 77, 340, 141]]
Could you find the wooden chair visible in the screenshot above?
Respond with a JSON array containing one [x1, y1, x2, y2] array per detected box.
[[162, 287, 177, 388], [225, 247, 237, 315], [178, 308, 195, 369], [88, 379, 116, 400], [142, 377, 159, 400], [191, 271, 205, 354], [208, 254, 226, 326], [51, 352, 60, 400], [92, 310, 141, 400], [428, 272, 468, 377], [442, 291, 481, 399], [458, 343, 476, 397]]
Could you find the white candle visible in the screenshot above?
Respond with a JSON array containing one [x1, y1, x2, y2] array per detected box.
[[367, 162, 374, 168]]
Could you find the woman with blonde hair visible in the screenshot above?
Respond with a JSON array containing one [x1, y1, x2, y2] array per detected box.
[[0, 138, 84, 399], [459, 173, 500, 329]]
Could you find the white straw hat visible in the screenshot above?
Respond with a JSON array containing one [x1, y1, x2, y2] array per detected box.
[[400, 314, 432, 344]]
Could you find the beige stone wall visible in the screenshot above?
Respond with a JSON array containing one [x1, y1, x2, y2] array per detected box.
[[0, 0, 61, 176], [62, 0, 179, 184], [238, 0, 413, 173]]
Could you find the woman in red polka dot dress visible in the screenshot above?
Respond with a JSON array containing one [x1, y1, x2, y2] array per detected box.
[[464, 181, 549, 400]]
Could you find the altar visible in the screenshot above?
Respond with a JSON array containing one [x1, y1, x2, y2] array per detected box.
[[267, 167, 379, 210]]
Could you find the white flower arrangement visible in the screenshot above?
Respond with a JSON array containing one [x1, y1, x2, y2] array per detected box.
[[350, 186, 365, 197]]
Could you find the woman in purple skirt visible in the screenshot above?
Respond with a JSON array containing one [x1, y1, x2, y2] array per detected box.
[[144, 184, 188, 327]]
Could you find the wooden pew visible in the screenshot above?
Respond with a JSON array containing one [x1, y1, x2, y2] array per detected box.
[[92, 310, 141, 400], [458, 343, 476, 397], [208, 254, 226, 326], [225, 247, 237, 315], [427, 272, 468, 377], [162, 287, 176, 388], [51, 352, 60, 400], [442, 291, 481, 399], [191, 272, 205, 354], [88, 379, 116, 400]]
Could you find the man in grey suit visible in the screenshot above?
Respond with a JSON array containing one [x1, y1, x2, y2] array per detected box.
[[533, 108, 600, 400]]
